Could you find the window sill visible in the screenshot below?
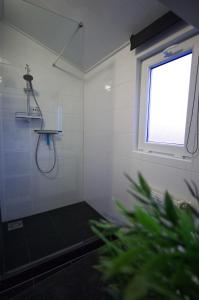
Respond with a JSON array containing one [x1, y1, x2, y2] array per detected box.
[[133, 149, 192, 170]]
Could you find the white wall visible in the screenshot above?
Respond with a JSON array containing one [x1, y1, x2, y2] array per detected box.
[[84, 62, 114, 219], [84, 28, 199, 221], [0, 22, 84, 221]]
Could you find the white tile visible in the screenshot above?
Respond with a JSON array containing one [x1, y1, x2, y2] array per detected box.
[[86, 195, 112, 219], [2, 116, 31, 152], [113, 82, 134, 110], [0, 118, 2, 152], [3, 199, 34, 221], [114, 47, 130, 61], [190, 155, 199, 174], [190, 172, 199, 208], [84, 108, 113, 133], [113, 107, 133, 133], [85, 88, 114, 112], [42, 111, 57, 130], [1, 64, 25, 91], [59, 94, 82, 115], [57, 131, 83, 153], [34, 156, 77, 199], [36, 91, 59, 114], [132, 150, 192, 171], [5, 176, 31, 200], [84, 132, 113, 156], [140, 160, 192, 201], [63, 113, 83, 132], [0, 92, 26, 112], [4, 152, 32, 176], [85, 63, 114, 94], [112, 156, 138, 211], [112, 155, 134, 191], [113, 133, 134, 158], [114, 51, 135, 86], [84, 152, 112, 199]]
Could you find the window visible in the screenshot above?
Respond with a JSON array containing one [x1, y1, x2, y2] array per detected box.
[[147, 53, 192, 145], [138, 36, 199, 157]]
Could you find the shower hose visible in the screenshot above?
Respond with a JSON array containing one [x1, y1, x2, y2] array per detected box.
[[29, 81, 57, 173]]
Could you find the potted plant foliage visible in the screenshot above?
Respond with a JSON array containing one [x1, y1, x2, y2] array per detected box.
[[91, 173, 199, 300]]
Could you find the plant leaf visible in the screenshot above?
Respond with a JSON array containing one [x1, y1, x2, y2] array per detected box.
[[134, 207, 161, 234], [164, 191, 178, 225], [124, 275, 149, 300], [138, 172, 152, 198]]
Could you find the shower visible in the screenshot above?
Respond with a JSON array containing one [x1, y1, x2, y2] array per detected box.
[[0, 2, 95, 292], [23, 64, 57, 173], [19, 22, 84, 174]]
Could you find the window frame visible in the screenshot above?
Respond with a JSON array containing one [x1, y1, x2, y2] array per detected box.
[[138, 35, 199, 158]]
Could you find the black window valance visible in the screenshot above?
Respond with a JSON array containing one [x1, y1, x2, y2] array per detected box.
[[130, 11, 186, 51]]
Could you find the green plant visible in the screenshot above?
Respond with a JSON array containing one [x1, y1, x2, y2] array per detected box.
[[91, 173, 199, 300]]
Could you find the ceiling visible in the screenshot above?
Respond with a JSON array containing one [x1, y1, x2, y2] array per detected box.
[[2, 0, 169, 71], [159, 0, 199, 30]]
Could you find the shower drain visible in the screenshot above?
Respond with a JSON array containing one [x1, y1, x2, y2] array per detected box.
[[8, 220, 23, 231]]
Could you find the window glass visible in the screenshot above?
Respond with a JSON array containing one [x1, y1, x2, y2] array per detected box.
[[147, 53, 192, 145]]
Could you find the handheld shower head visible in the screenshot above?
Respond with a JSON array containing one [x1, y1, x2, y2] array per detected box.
[[23, 64, 33, 82], [23, 74, 33, 82]]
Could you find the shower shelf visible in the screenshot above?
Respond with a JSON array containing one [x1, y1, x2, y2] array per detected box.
[[15, 112, 42, 120], [34, 130, 62, 146], [34, 130, 62, 134]]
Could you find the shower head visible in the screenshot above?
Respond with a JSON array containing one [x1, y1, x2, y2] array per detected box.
[[23, 74, 33, 82], [23, 64, 33, 82]]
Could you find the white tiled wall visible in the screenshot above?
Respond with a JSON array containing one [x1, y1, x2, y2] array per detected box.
[[84, 31, 199, 222], [83, 63, 114, 219], [0, 22, 84, 221]]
